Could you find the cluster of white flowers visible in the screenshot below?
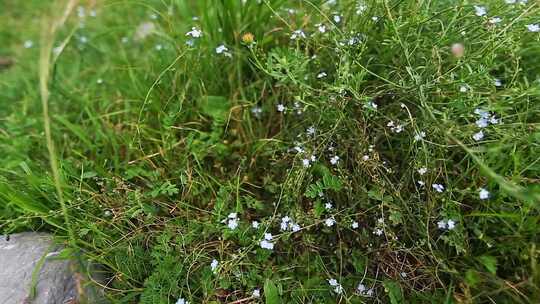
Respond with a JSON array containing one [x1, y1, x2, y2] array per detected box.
[[357, 283, 374, 297], [260, 232, 275, 250], [280, 216, 301, 232], [325, 217, 336, 227], [526, 24, 539, 32], [328, 278, 344, 294], [302, 155, 317, 168], [317, 23, 327, 33], [472, 108, 499, 141], [293, 101, 303, 115], [290, 29, 306, 40], [356, 3, 367, 15], [474, 108, 499, 128], [210, 259, 219, 273], [185, 27, 202, 46], [252, 289, 261, 298], [372, 217, 384, 236], [215, 44, 232, 57], [176, 298, 188, 304], [186, 27, 202, 38], [226, 213, 239, 230], [387, 121, 404, 133], [437, 219, 456, 230], [330, 155, 340, 165]]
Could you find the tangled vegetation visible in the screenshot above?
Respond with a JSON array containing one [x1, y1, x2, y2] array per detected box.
[[1, 0, 539, 303]]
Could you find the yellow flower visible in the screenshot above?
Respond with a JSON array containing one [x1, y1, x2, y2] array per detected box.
[[241, 32, 254, 44]]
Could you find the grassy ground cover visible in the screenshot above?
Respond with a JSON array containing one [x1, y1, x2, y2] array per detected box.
[[1, 0, 539, 303]]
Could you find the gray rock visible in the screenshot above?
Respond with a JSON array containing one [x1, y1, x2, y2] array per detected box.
[[0, 232, 105, 304]]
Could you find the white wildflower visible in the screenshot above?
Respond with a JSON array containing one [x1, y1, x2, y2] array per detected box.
[[479, 188, 490, 200], [251, 106, 262, 118], [476, 118, 489, 128], [215, 44, 232, 57], [474, 5, 487, 17], [290, 29, 306, 40], [414, 131, 426, 141], [330, 155, 340, 165], [176, 298, 188, 304], [418, 167, 428, 175], [351, 221, 359, 229], [277, 104, 285, 112], [365, 101, 377, 110], [432, 183, 444, 192], [473, 130, 484, 141], [328, 279, 343, 294], [226, 213, 239, 230], [373, 228, 383, 236], [210, 259, 219, 273], [527, 24, 540, 32], [317, 71, 327, 79], [489, 17, 502, 24], [260, 239, 274, 250], [325, 217, 336, 227], [252, 289, 261, 298], [186, 27, 202, 38], [23, 40, 33, 48], [252, 221, 260, 229], [356, 4, 367, 15], [316, 23, 327, 33]]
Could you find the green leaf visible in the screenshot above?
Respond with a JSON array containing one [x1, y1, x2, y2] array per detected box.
[[383, 280, 404, 304], [465, 269, 480, 287], [477, 255, 497, 274], [264, 278, 280, 304], [200, 95, 230, 120]]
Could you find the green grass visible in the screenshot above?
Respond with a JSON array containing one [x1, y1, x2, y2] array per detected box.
[[1, 0, 540, 303]]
